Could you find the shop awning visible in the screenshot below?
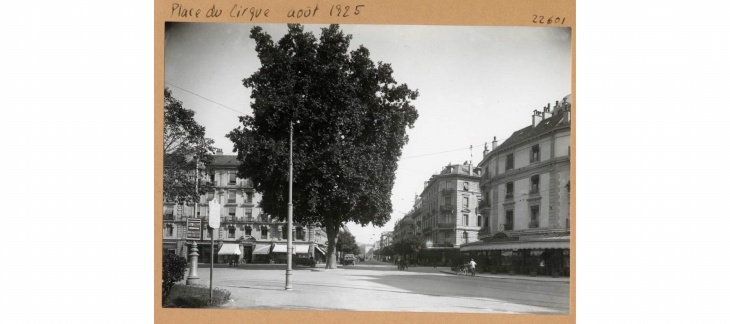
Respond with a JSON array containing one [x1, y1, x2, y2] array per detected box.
[[295, 244, 310, 254], [271, 244, 313, 254], [313, 246, 326, 256], [252, 244, 271, 255], [460, 236, 570, 252], [271, 244, 287, 253], [217, 244, 242, 255]]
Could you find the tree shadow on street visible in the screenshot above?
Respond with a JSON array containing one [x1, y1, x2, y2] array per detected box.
[[352, 273, 570, 312]]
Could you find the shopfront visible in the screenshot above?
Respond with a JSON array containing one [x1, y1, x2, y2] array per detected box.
[[460, 235, 570, 276]]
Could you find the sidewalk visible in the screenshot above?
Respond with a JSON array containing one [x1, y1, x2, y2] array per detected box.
[[438, 269, 570, 282], [362, 260, 570, 283]]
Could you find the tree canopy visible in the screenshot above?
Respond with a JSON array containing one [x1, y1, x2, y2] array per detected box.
[[163, 88, 216, 204], [393, 234, 425, 257], [336, 231, 360, 255], [227, 24, 418, 268]]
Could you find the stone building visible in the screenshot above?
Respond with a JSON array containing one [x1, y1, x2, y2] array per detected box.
[[419, 162, 482, 248], [460, 95, 571, 276], [162, 152, 327, 264]]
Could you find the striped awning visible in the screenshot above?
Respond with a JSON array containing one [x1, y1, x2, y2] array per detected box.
[[271, 244, 287, 253], [272, 243, 311, 254], [217, 244, 242, 255], [252, 244, 271, 255], [313, 246, 326, 256]]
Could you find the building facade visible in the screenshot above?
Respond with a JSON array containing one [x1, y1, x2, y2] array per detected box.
[[392, 213, 416, 243], [419, 162, 482, 248], [461, 95, 571, 276], [162, 153, 327, 264]]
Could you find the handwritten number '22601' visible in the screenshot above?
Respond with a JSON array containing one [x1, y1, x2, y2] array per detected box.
[[533, 15, 566, 25]]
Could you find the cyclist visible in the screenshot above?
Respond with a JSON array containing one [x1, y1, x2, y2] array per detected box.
[[468, 258, 477, 276]]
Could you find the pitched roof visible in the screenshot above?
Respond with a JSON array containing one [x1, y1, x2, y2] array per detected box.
[[211, 155, 239, 167], [497, 113, 570, 151]]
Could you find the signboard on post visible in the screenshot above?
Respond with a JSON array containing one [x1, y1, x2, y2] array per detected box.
[[209, 198, 220, 229], [186, 218, 202, 241]]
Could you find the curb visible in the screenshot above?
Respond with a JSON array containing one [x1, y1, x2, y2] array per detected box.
[[439, 270, 570, 283]]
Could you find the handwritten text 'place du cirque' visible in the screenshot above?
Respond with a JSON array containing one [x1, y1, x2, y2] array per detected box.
[[171, 3, 366, 21]]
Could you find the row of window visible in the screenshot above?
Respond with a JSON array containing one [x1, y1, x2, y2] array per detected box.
[[164, 224, 309, 240], [503, 175, 541, 200], [502, 206, 540, 230], [483, 144, 543, 177], [424, 214, 483, 227], [164, 206, 255, 218], [211, 190, 253, 204], [504, 144, 541, 172], [440, 195, 482, 209]]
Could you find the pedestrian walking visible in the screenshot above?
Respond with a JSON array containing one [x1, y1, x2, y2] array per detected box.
[[468, 258, 477, 276]]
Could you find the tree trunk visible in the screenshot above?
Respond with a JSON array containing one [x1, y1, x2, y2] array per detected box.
[[324, 220, 339, 269]]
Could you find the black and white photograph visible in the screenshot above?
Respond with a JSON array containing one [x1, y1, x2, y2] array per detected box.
[[162, 22, 572, 314]]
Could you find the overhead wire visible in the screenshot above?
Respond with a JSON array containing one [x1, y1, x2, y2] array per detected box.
[[165, 81, 246, 115], [163, 83, 516, 161]]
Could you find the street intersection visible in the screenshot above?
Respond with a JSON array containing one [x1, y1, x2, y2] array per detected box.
[[188, 260, 570, 314]]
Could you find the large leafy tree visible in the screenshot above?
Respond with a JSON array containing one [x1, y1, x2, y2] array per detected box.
[[163, 88, 216, 205], [227, 24, 419, 268], [336, 231, 360, 256]]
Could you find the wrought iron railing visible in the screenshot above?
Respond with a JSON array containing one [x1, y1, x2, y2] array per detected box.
[[478, 227, 491, 236], [478, 199, 491, 209]]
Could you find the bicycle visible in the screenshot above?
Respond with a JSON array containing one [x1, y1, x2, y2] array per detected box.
[[452, 264, 469, 275]]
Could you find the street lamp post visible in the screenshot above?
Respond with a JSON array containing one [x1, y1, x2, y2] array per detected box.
[[186, 154, 202, 285], [285, 121, 294, 290]]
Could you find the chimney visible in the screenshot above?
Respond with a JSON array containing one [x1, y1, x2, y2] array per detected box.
[[562, 95, 571, 122], [216, 148, 224, 155], [532, 109, 543, 128], [482, 142, 489, 157], [468, 163, 473, 175], [492, 136, 498, 151]]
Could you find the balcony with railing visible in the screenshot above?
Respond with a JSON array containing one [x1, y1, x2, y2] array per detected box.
[[529, 186, 540, 196], [436, 221, 455, 229], [163, 214, 175, 220], [220, 216, 236, 222], [478, 198, 491, 211], [441, 188, 455, 195], [477, 226, 491, 239], [440, 205, 455, 214]]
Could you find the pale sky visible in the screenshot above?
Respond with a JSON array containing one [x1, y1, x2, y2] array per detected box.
[[164, 23, 572, 245]]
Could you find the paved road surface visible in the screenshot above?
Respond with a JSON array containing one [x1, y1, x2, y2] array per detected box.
[[186, 260, 569, 314]]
